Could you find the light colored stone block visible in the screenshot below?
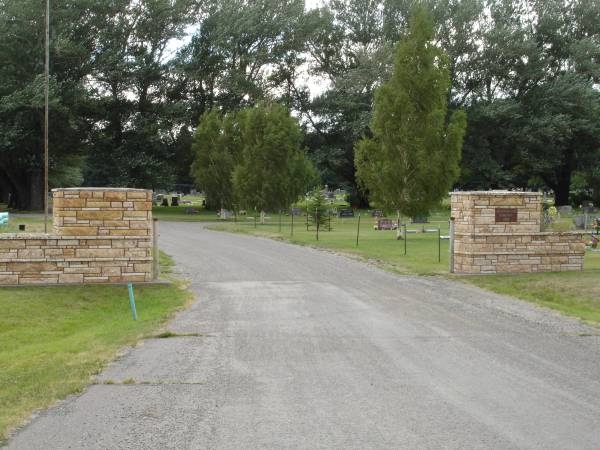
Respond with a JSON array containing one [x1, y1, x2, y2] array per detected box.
[[75, 248, 124, 258], [57, 226, 99, 236], [54, 198, 86, 208], [77, 210, 123, 221], [86, 201, 111, 208], [127, 191, 150, 199], [105, 191, 127, 201], [133, 201, 152, 211], [0, 274, 18, 284], [19, 276, 58, 284], [58, 273, 84, 283]]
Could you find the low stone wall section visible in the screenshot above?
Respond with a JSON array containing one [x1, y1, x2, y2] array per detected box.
[[0, 188, 154, 285], [0, 235, 152, 284], [454, 232, 585, 274]]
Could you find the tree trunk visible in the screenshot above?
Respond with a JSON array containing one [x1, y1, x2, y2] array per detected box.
[[554, 172, 571, 206], [0, 168, 13, 204], [0, 164, 29, 210], [553, 149, 575, 206], [395, 210, 403, 240], [11, 175, 29, 210], [28, 169, 44, 211]]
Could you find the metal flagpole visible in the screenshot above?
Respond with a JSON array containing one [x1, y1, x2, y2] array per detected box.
[[44, 0, 50, 232]]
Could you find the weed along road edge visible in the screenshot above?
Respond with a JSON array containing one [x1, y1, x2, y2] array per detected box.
[[6, 222, 600, 449]]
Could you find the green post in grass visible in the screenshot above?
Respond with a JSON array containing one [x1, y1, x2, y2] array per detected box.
[[279, 210, 282, 233], [127, 283, 138, 321], [403, 223, 407, 255], [291, 210, 294, 237]]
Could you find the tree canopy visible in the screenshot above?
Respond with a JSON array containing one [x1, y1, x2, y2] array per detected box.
[[192, 104, 318, 212], [355, 7, 466, 216], [1, 0, 599, 209]]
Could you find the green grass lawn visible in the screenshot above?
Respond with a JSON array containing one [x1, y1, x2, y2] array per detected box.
[[210, 213, 600, 326], [0, 216, 49, 234], [462, 252, 600, 325], [211, 212, 452, 275], [153, 205, 221, 222], [0, 254, 191, 443]]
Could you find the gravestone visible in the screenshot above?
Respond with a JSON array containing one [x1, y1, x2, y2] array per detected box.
[[411, 215, 429, 224], [583, 204, 595, 214], [219, 209, 233, 219], [573, 215, 586, 229], [558, 205, 572, 215], [374, 218, 397, 230]]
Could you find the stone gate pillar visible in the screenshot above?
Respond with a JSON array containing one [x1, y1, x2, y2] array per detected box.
[[450, 191, 585, 274]]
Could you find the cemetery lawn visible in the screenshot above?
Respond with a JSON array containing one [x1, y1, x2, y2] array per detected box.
[[211, 212, 454, 275], [0, 215, 48, 233], [211, 216, 600, 326], [0, 254, 191, 444], [153, 206, 219, 221]]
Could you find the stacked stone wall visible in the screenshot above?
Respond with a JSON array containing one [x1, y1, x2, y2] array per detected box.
[[451, 191, 586, 274], [53, 188, 152, 237], [0, 188, 154, 285]]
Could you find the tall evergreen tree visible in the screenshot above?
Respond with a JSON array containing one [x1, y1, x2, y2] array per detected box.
[[355, 7, 466, 217]]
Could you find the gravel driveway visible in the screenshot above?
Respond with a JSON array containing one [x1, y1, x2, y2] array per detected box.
[[5, 221, 600, 449]]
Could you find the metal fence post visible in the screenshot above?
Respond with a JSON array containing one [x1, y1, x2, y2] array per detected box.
[[315, 207, 319, 241], [449, 217, 455, 273], [438, 226, 441, 263]]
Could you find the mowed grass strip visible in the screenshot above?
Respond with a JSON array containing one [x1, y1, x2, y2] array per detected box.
[[0, 216, 48, 234], [153, 206, 219, 222], [0, 255, 191, 443], [210, 213, 452, 275], [462, 255, 600, 325], [211, 215, 600, 326]]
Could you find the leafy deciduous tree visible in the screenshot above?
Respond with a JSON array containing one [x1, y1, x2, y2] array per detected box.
[[232, 103, 318, 211], [190, 110, 241, 210]]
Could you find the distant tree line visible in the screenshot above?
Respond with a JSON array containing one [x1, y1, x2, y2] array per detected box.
[[1, 0, 599, 210]]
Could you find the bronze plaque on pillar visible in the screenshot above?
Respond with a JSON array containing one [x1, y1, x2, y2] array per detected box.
[[495, 208, 518, 223]]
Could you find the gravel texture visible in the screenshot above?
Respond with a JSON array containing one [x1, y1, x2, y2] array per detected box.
[[5, 222, 600, 449]]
